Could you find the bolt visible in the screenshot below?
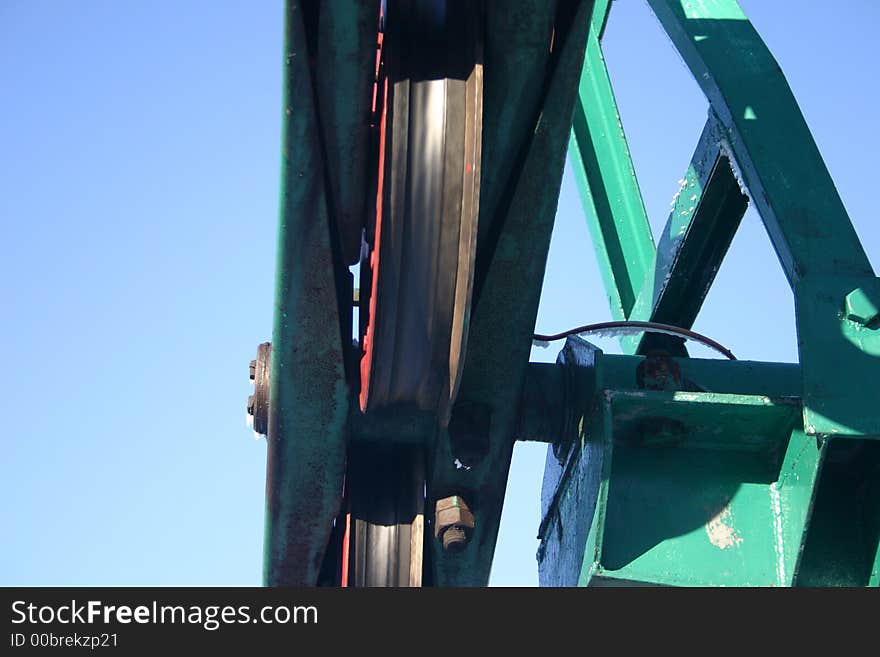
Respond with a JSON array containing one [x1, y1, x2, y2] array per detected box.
[[246, 342, 272, 436], [845, 285, 880, 328], [441, 526, 468, 551], [637, 350, 682, 391], [434, 495, 475, 552]]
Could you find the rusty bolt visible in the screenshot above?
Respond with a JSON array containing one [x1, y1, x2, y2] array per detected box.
[[247, 342, 271, 436], [434, 495, 475, 552], [636, 350, 682, 391]]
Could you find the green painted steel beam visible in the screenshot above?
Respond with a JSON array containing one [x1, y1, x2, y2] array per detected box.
[[622, 115, 748, 355], [537, 340, 879, 586], [314, 0, 381, 265], [515, 363, 566, 444], [429, 0, 595, 587], [596, 437, 803, 587], [591, 0, 611, 37], [477, 0, 558, 257], [263, 0, 353, 586], [599, 352, 801, 398], [646, 0, 873, 285], [608, 389, 800, 452], [537, 340, 836, 587], [519, 349, 803, 447], [638, 0, 880, 438], [540, 0, 880, 586], [572, 2, 878, 437], [871, 539, 880, 587], [569, 11, 654, 325], [795, 276, 880, 438], [536, 339, 607, 586], [774, 429, 827, 584]]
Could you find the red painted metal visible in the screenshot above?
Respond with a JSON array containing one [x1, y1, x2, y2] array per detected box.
[[340, 513, 351, 587], [358, 41, 388, 412]]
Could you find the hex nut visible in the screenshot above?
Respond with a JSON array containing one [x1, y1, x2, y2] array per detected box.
[[434, 496, 475, 551], [845, 285, 880, 328], [248, 342, 272, 436]]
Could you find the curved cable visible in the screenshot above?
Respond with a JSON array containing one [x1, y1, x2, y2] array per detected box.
[[533, 320, 737, 360]]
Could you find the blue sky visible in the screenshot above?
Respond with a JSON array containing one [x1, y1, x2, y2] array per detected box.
[[1, 1, 877, 586]]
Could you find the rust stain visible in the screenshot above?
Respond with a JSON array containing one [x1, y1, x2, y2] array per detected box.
[[705, 502, 742, 550]]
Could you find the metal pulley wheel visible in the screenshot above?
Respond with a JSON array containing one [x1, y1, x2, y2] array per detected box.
[[344, 444, 426, 587], [344, 0, 484, 587], [359, 0, 483, 425]]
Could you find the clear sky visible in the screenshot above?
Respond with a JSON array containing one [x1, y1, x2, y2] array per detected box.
[[1, 1, 877, 587]]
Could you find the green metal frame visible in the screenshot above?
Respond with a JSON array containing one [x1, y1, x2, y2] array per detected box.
[[264, 0, 600, 587], [264, 0, 878, 588], [428, 0, 597, 586], [569, 0, 653, 323], [551, 0, 880, 586], [572, 0, 880, 439], [537, 339, 880, 586], [263, 0, 376, 586]]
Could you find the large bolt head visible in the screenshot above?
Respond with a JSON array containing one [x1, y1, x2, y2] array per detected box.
[[247, 342, 272, 436], [434, 495, 475, 550], [845, 284, 880, 328]]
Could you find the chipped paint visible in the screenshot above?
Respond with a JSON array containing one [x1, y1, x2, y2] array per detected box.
[[769, 483, 787, 584], [705, 502, 743, 550]]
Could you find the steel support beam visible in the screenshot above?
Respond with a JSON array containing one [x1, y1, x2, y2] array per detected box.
[[622, 115, 748, 355], [477, 0, 558, 256], [536, 338, 876, 586], [569, 0, 654, 325], [537, 0, 879, 587], [646, 0, 873, 284], [645, 0, 880, 438], [263, 1, 355, 586], [428, 0, 596, 586], [871, 537, 880, 587], [536, 338, 879, 586], [314, 1, 381, 265], [794, 275, 880, 438]]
